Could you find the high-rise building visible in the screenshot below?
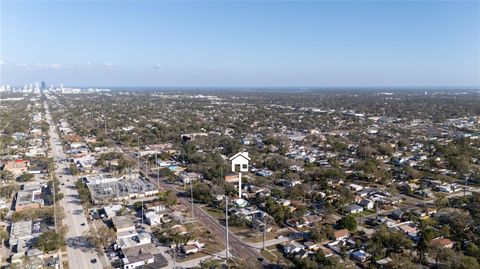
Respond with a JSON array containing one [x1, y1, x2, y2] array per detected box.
[[41, 81, 46, 90]]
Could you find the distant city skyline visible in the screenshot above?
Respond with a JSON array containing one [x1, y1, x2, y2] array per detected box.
[[1, 1, 479, 87]]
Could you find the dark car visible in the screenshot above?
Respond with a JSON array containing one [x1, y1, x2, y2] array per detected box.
[[90, 259, 97, 263], [81, 223, 86, 226]]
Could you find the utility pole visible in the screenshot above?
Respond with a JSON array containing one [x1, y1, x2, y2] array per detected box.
[[141, 200, 144, 225], [262, 225, 266, 250], [156, 150, 160, 190], [190, 177, 195, 219], [145, 155, 148, 178], [225, 196, 229, 262], [137, 137, 140, 172], [262, 216, 267, 250]]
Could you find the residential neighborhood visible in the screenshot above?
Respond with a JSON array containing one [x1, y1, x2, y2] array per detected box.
[[1, 85, 480, 269]]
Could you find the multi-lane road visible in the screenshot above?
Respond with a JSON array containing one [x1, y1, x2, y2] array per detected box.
[[45, 102, 103, 269]]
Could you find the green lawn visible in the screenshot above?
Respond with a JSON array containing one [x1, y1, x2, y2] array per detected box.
[[264, 245, 291, 265], [179, 240, 225, 261], [243, 231, 278, 243], [260, 249, 277, 262], [204, 207, 225, 219]]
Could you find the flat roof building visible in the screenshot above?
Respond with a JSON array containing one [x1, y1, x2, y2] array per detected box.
[[15, 182, 44, 212], [112, 216, 136, 234]]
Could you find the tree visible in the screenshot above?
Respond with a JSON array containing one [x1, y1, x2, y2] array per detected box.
[[229, 214, 249, 227], [165, 190, 178, 206], [74, 179, 92, 207], [85, 227, 116, 250], [35, 230, 63, 252], [0, 170, 14, 182], [0, 228, 9, 245], [17, 173, 34, 182], [192, 181, 213, 204], [434, 193, 448, 209], [69, 164, 79, 175], [367, 225, 413, 258], [309, 223, 334, 242], [337, 215, 357, 232], [0, 182, 19, 199], [416, 225, 435, 263], [133, 201, 143, 212], [387, 253, 418, 269]]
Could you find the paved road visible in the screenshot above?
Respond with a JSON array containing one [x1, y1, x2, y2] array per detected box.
[[116, 146, 263, 261], [249, 237, 290, 249], [45, 102, 103, 269]]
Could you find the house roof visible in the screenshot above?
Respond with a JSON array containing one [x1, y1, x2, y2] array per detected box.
[[123, 244, 154, 264], [359, 199, 373, 206], [112, 216, 135, 230], [398, 224, 417, 234], [333, 229, 349, 239], [346, 204, 363, 212], [320, 246, 333, 256], [431, 237, 454, 248]]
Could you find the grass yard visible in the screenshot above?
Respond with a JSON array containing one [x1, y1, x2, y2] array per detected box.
[[179, 240, 225, 261], [204, 207, 225, 219]]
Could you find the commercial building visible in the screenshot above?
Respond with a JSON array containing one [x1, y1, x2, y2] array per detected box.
[[112, 216, 136, 234], [87, 174, 158, 203], [15, 182, 44, 212]]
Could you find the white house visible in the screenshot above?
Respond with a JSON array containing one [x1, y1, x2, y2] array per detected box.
[[349, 183, 364, 192], [122, 244, 155, 269], [345, 204, 364, 214], [283, 241, 304, 254], [144, 211, 161, 226], [181, 244, 200, 255], [358, 199, 374, 210], [351, 250, 371, 262]]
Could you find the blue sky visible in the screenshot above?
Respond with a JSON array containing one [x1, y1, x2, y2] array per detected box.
[[1, 1, 479, 87]]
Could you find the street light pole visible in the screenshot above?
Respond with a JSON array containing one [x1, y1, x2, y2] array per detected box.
[[225, 196, 229, 262], [156, 150, 160, 190], [137, 136, 140, 172], [190, 177, 195, 220]]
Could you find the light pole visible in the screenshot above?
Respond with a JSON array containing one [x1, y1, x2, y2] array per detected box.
[[225, 195, 229, 262], [137, 136, 140, 172], [156, 150, 160, 190], [190, 177, 195, 220], [141, 200, 144, 225]]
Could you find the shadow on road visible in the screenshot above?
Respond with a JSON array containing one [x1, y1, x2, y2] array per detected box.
[[65, 236, 95, 251]]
